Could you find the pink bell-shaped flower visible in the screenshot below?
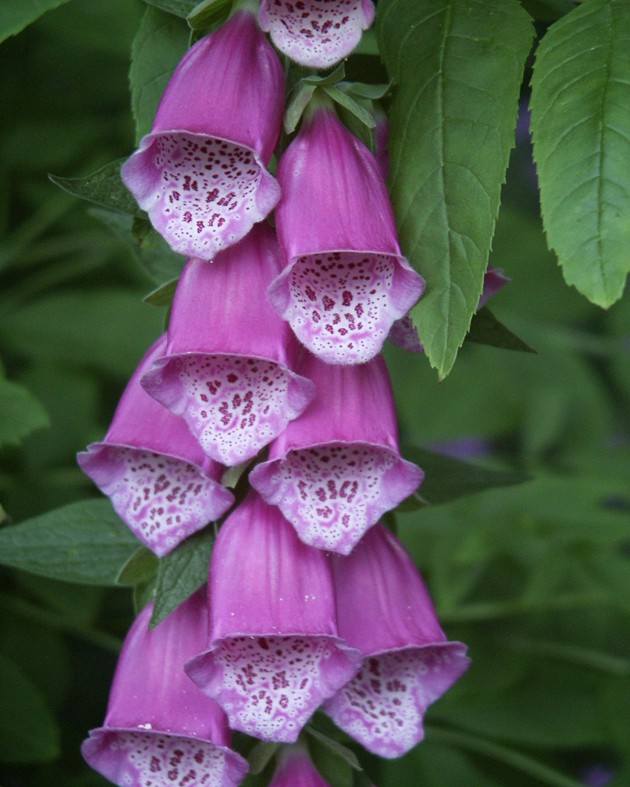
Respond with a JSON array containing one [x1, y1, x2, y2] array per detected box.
[[323, 525, 470, 758], [77, 335, 234, 557], [258, 0, 375, 69], [268, 105, 424, 365], [185, 491, 361, 743], [249, 352, 422, 555], [141, 224, 315, 467], [82, 591, 249, 787], [121, 8, 284, 260], [269, 743, 329, 786]]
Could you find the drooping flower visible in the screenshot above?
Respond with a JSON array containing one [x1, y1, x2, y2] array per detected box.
[[185, 491, 361, 743], [82, 591, 248, 787], [269, 743, 329, 787], [141, 224, 315, 467], [249, 352, 422, 554], [323, 524, 470, 758], [268, 104, 424, 365], [121, 8, 284, 260], [77, 335, 234, 557], [388, 264, 509, 354], [258, 0, 375, 70]]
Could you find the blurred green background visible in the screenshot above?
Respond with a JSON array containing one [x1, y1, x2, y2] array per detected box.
[[1, 1, 629, 785]]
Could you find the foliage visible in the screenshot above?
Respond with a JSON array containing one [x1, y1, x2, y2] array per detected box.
[[0, 0, 629, 785]]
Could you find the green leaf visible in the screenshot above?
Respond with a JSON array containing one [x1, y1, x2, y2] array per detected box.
[[247, 741, 281, 776], [377, 0, 534, 378], [322, 85, 376, 129], [0, 376, 49, 448], [187, 0, 233, 30], [0, 499, 139, 585], [521, 0, 576, 21], [530, 0, 630, 307], [150, 527, 215, 627], [305, 728, 362, 772], [130, 6, 191, 141], [0, 653, 60, 762], [0, 0, 71, 44], [116, 546, 159, 587], [400, 447, 528, 507], [49, 159, 139, 216], [143, 277, 179, 306], [142, 0, 197, 17], [307, 733, 354, 787], [466, 308, 536, 353]]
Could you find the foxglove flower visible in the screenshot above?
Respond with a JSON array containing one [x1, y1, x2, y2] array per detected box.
[[268, 105, 424, 364], [323, 525, 470, 758], [186, 491, 361, 743], [388, 265, 509, 354], [250, 352, 422, 554], [258, 0, 375, 70], [82, 591, 248, 787], [269, 743, 329, 786], [121, 8, 283, 260], [77, 336, 234, 557], [141, 224, 315, 467]]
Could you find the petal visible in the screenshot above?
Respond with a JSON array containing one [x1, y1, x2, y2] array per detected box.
[[258, 0, 375, 69], [250, 443, 422, 554], [189, 634, 358, 743], [268, 250, 422, 364], [82, 729, 247, 787], [323, 643, 469, 758], [78, 445, 233, 557], [122, 132, 280, 260], [143, 353, 314, 466]]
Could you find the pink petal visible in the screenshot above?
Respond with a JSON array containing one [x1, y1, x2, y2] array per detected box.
[[259, 0, 375, 69]]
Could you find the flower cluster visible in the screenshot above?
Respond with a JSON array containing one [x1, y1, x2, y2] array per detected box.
[[80, 4, 469, 785]]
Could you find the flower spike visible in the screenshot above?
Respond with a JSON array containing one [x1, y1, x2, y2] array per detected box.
[[122, 9, 284, 260], [269, 105, 424, 364], [258, 0, 375, 70], [82, 591, 248, 787], [186, 491, 361, 743], [142, 224, 315, 467], [250, 352, 423, 554], [77, 335, 234, 557], [323, 525, 470, 758]]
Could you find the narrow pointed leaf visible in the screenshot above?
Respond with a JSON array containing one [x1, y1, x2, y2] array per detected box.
[[150, 527, 215, 627], [466, 308, 536, 353], [49, 159, 139, 215], [0, 0, 71, 44], [377, 0, 533, 378], [142, 0, 197, 17], [530, 0, 630, 307], [0, 500, 138, 585]]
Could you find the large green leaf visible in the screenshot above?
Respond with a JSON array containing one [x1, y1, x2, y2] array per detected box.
[[0, 376, 49, 448], [0, 654, 60, 762], [0, 0, 70, 44], [377, 0, 533, 378], [530, 0, 630, 307], [49, 159, 139, 216], [0, 499, 138, 585], [130, 6, 190, 141], [150, 527, 214, 627]]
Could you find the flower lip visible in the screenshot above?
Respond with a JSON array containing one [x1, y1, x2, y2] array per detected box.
[[122, 130, 281, 260], [82, 727, 248, 787], [258, 0, 376, 69], [141, 350, 315, 467]]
